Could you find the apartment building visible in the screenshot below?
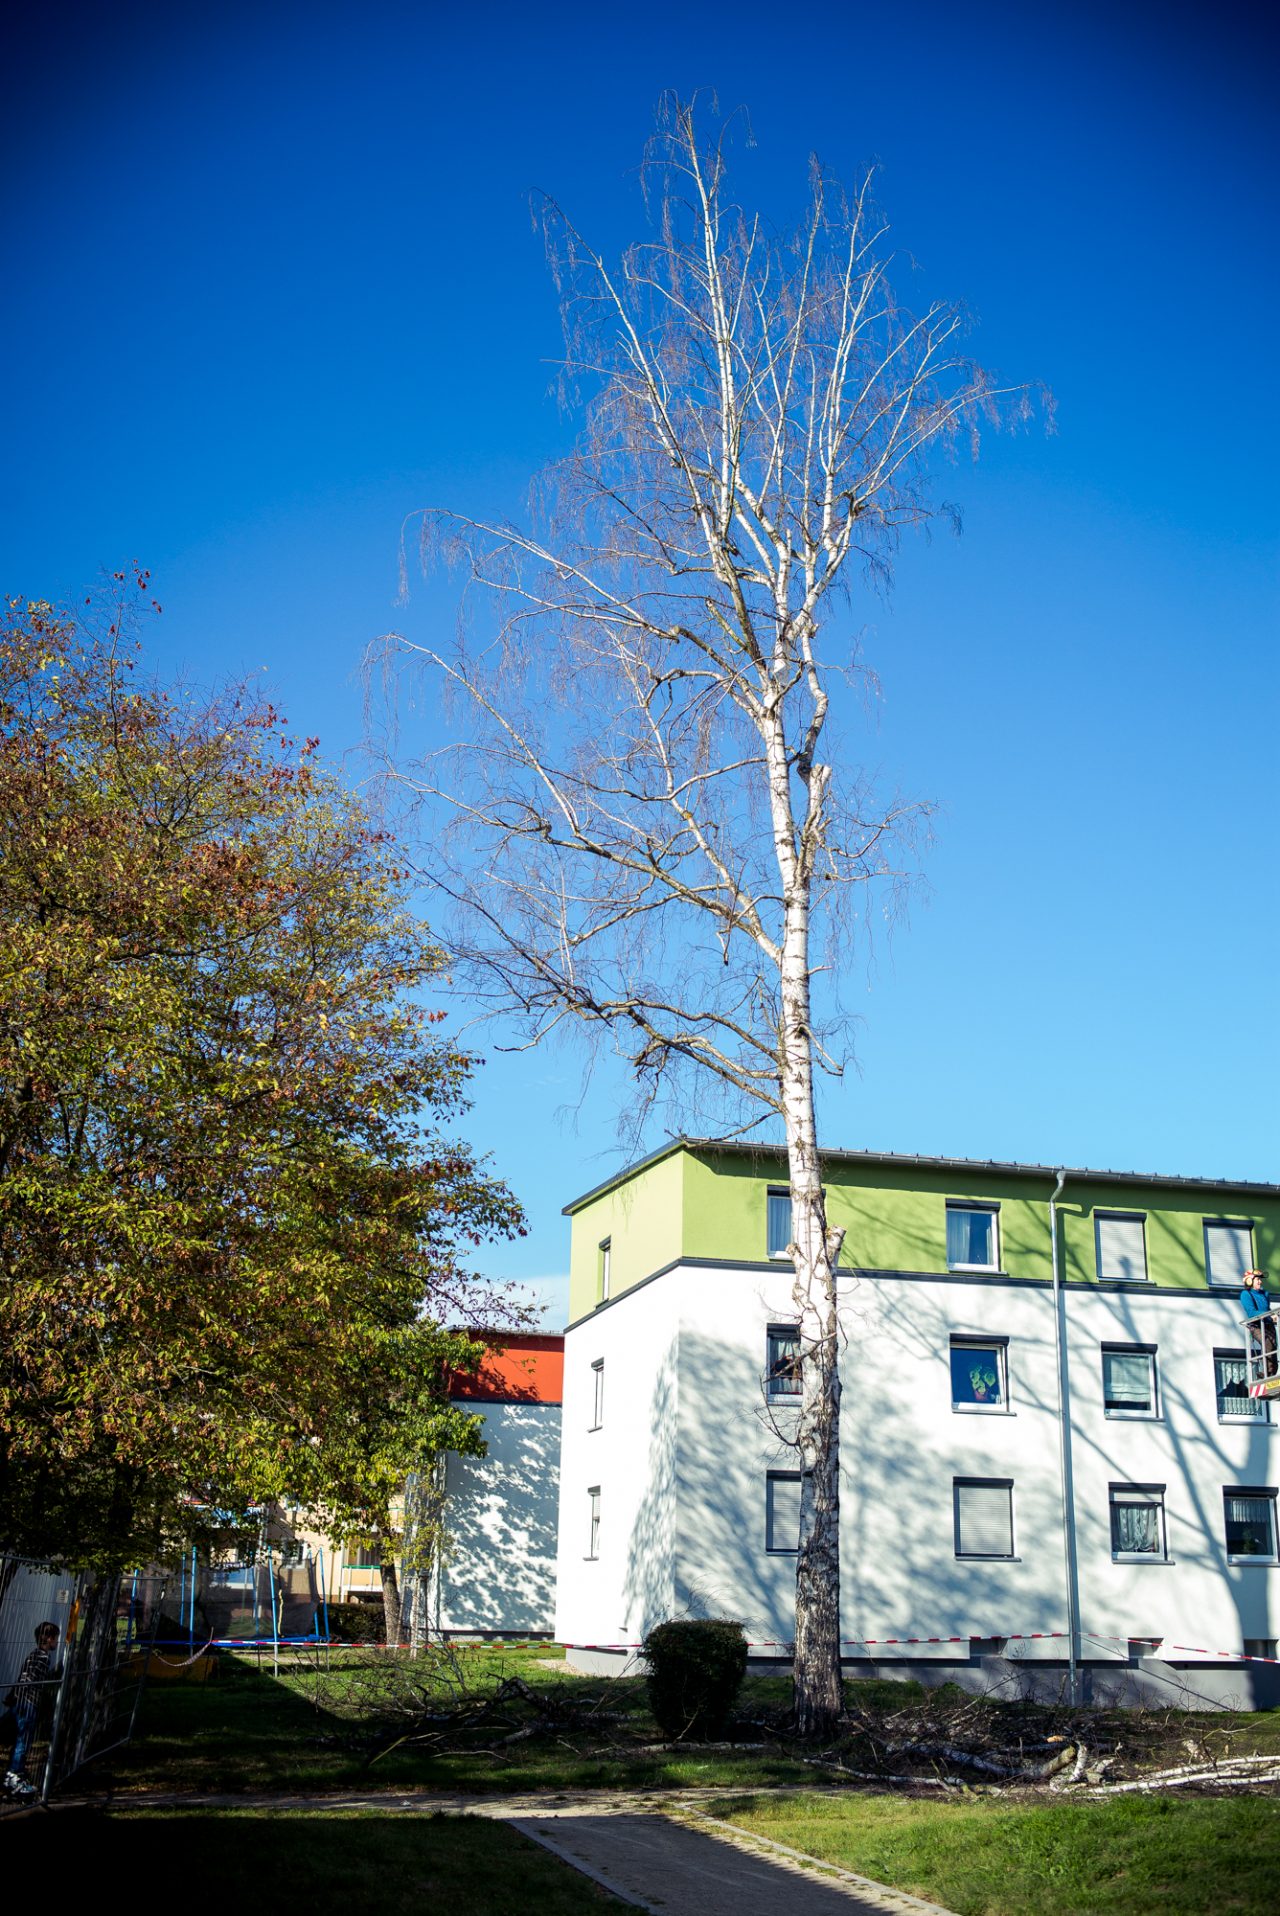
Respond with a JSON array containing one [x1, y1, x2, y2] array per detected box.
[[554, 1140, 1280, 1705]]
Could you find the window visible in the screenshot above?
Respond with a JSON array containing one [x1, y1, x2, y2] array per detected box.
[[281, 1539, 305, 1568], [597, 1238, 611, 1304], [349, 1546, 379, 1568], [1095, 1212, 1148, 1283], [767, 1188, 793, 1259], [1109, 1485, 1166, 1560], [946, 1203, 999, 1272], [586, 1487, 600, 1559], [953, 1479, 1015, 1559], [1245, 1639, 1278, 1660], [950, 1338, 1007, 1411], [1215, 1349, 1268, 1423], [1224, 1490, 1278, 1562], [1205, 1220, 1254, 1288], [766, 1471, 802, 1552], [766, 1325, 802, 1400], [1102, 1345, 1158, 1418], [590, 1359, 604, 1430]]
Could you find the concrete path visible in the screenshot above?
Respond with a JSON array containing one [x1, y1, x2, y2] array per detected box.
[[87, 1790, 956, 1914], [512, 1806, 954, 1915]]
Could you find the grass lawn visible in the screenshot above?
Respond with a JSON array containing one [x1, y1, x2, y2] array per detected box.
[[101, 1640, 824, 1794], [10, 1806, 625, 1912], [101, 1639, 1280, 1801], [704, 1789, 1280, 1916]]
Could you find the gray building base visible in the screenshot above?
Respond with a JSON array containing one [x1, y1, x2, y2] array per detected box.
[[565, 1645, 1280, 1710]]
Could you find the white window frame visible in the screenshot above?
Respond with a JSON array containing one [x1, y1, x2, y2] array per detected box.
[[767, 1188, 793, 1260], [765, 1324, 803, 1401], [1223, 1488, 1279, 1565], [1109, 1484, 1168, 1563], [949, 1337, 1010, 1414], [946, 1202, 1000, 1273], [590, 1358, 604, 1431], [1214, 1347, 1270, 1426], [586, 1486, 600, 1560], [1204, 1218, 1255, 1288], [598, 1237, 611, 1304], [765, 1470, 803, 1553], [953, 1478, 1016, 1560], [1101, 1343, 1159, 1420], [1094, 1210, 1149, 1283]]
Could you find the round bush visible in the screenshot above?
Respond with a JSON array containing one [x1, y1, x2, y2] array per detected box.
[[325, 1601, 386, 1644], [642, 1618, 748, 1739]]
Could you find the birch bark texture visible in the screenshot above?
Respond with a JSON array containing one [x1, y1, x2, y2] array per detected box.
[[374, 97, 1033, 1735]]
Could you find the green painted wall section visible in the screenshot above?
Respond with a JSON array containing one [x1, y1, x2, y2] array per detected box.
[[567, 1144, 1280, 1317], [566, 1147, 686, 1322]]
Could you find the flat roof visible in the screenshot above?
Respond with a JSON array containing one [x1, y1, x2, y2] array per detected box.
[[563, 1136, 1280, 1214]]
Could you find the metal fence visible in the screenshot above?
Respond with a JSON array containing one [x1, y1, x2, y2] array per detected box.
[[0, 1556, 166, 1807]]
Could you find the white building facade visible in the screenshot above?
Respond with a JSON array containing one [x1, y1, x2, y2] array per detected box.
[[554, 1142, 1280, 1706]]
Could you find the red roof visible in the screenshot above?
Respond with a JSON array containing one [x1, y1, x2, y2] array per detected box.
[[450, 1332, 564, 1405]]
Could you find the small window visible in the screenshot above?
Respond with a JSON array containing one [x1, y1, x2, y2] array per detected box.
[[586, 1486, 600, 1559], [598, 1238, 611, 1304], [349, 1546, 380, 1569], [1095, 1212, 1148, 1283], [766, 1326, 802, 1400], [953, 1479, 1015, 1559], [1102, 1345, 1158, 1418], [767, 1189, 793, 1259], [1224, 1490, 1278, 1563], [1245, 1639, 1278, 1660], [1205, 1220, 1254, 1288], [281, 1539, 305, 1568], [765, 1471, 802, 1552], [590, 1359, 604, 1430], [1215, 1349, 1268, 1424], [950, 1339, 1007, 1411], [1110, 1485, 1166, 1560], [946, 1203, 999, 1272]]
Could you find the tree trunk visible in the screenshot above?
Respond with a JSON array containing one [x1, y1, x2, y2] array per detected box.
[[378, 1554, 403, 1648], [777, 851, 845, 1737]]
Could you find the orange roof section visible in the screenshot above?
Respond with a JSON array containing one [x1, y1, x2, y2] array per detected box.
[[450, 1331, 564, 1405]]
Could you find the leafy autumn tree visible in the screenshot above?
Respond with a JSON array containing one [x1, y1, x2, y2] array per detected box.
[[0, 582, 524, 1573]]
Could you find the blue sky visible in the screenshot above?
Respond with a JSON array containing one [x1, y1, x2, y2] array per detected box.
[[4, 1, 1277, 1324]]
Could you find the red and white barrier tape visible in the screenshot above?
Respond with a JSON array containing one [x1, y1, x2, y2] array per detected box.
[[566, 1628, 1280, 1665]]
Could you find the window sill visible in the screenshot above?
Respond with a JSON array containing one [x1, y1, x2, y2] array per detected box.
[[947, 1264, 1003, 1276], [1111, 1555, 1175, 1565], [952, 1403, 1013, 1415], [1218, 1417, 1274, 1428], [1105, 1411, 1161, 1422], [955, 1554, 1022, 1563], [1227, 1557, 1279, 1568]]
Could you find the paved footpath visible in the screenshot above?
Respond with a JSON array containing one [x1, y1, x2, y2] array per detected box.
[[86, 1790, 955, 1915]]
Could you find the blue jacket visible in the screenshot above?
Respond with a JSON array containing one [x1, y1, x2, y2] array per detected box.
[[1241, 1286, 1273, 1318]]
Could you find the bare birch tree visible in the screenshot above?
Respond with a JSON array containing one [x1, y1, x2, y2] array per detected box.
[[372, 97, 1037, 1735]]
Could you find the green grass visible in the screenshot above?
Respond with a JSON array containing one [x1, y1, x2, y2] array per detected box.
[[12, 1807, 625, 1912], [102, 1641, 821, 1794], [102, 1638, 1280, 1807], [704, 1790, 1280, 1915]]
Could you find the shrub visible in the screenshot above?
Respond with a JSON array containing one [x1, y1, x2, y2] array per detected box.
[[642, 1618, 748, 1738], [325, 1601, 386, 1644]]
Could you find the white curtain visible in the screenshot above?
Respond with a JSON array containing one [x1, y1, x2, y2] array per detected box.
[[1111, 1497, 1159, 1554]]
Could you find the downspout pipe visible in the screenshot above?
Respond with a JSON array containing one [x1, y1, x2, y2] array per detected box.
[[1050, 1169, 1082, 1707]]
